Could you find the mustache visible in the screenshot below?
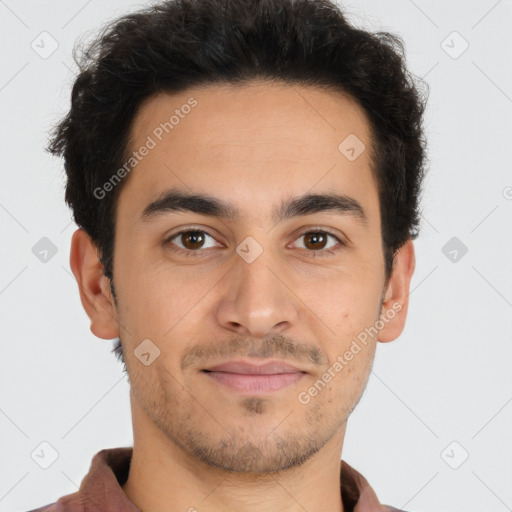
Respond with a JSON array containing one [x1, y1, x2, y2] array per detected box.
[[180, 333, 327, 371]]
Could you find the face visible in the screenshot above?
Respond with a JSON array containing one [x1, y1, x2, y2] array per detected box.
[[72, 80, 414, 474]]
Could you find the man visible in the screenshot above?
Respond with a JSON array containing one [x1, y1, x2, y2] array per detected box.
[[29, 0, 428, 510]]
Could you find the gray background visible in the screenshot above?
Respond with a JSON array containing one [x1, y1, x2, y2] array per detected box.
[[1, 0, 511, 511]]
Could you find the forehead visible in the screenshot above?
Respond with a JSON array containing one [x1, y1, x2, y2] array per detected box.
[[118, 80, 379, 225]]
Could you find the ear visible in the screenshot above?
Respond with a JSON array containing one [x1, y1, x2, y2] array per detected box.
[[377, 239, 416, 343], [69, 228, 119, 340]]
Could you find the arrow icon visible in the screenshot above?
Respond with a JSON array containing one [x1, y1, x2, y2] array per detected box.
[[440, 441, 469, 469], [135, 339, 161, 366], [31, 31, 59, 60], [31, 441, 59, 469], [338, 134, 365, 161], [442, 236, 468, 263], [440, 31, 469, 60], [236, 236, 263, 263], [32, 237, 58, 263]]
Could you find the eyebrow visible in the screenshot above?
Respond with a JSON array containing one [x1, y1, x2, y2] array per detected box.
[[139, 188, 368, 226]]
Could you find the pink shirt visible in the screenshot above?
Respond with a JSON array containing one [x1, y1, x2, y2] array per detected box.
[[26, 447, 406, 512]]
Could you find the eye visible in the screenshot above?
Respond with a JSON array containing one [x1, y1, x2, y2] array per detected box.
[[291, 230, 344, 257], [164, 229, 220, 256], [164, 228, 345, 258]]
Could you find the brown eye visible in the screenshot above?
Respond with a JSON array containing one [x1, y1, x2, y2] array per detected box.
[[303, 232, 328, 250], [180, 231, 206, 250], [165, 229, 219, 255], [293, 230, 344, 257]]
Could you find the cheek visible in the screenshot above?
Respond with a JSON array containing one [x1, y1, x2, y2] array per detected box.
[[298, 271, 382, 386], [115, 256, 210, 336], [302, 270, 383, 334]]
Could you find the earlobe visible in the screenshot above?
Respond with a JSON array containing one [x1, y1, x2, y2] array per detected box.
[[69, 228, 119, 340], [377, 239, 416, 343]]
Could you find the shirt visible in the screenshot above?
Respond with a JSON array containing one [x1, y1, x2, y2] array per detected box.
[[26, 447, 407, 512]]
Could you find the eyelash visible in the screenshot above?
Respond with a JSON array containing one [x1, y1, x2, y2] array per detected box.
[[163, 227, 345, 258]]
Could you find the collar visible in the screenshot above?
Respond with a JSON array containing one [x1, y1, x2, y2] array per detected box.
[[50, 447, 396, 512]]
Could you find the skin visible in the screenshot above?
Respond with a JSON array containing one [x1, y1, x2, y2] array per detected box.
[[70, 80, 415, 512]]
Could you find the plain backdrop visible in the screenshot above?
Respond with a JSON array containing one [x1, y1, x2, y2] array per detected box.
[[1, 1, 511, 511]]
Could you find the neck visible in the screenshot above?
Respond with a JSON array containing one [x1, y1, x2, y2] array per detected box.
[[122, 400, 346, 512]]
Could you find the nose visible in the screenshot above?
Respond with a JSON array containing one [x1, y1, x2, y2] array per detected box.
[[215, 250, 300, 339]]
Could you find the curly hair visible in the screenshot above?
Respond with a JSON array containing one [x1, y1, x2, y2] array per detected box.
[[48, 0, 428, 293]]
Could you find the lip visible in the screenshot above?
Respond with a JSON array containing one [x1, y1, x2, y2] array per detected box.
[[203, 360, 306, 374], [202, 359, 307, 393]]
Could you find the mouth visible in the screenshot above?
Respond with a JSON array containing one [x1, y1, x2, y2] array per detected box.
[[201, 360, 307, 393]]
